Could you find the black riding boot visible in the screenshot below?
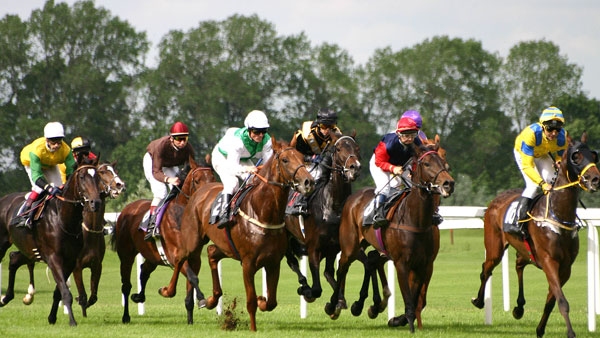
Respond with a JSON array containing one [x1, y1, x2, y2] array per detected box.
[[143, 206, 158, 241], [513, 196, 533, 236], [217, 194, 233, 229], [293, 194, 309, 216], [372, 194, 388, 229], [11, 192, 38, 228]]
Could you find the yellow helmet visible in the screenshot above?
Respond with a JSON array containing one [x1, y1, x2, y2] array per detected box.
[[539, 106, 565, 124], [71, 136, 91, 152]]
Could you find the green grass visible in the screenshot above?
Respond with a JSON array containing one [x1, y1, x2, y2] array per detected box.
[[0, 228, 598, 337]]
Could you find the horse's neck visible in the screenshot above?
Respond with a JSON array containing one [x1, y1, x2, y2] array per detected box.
[[58, 183, 84, 227], [245, 170, 289, 222], [547, 171, 580, 220], [328, 171, 352, 209]]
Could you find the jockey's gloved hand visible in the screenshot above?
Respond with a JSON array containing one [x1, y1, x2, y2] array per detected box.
[[312, 155, 322, 163], [44, 184, 61, 197]]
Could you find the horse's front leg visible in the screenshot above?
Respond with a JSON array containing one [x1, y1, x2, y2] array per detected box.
[[131, 261, 157, 303], [184, 258, 207, 309], [350, 249, 371, 317], [87, 249, 104, 309], [242, 262, 259, 331], [307, 246, 323, 299], [205, 244, 225, 309], [284, 246, 312, 301], [471, 240, 506, 309], [159, 259, 184, 298], [258, 261, 280, 313], [536, 262, 575, 338], [388, 262, 415, 332], [46, 258, 77, 326], [512, 253, 529, 319], [71, 263, 88, 317]]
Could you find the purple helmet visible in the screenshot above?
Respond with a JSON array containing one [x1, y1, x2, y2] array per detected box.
[[401, 110, 422, 128]]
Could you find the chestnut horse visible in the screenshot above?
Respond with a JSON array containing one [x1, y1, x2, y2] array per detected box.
[[471, 132, 600, 338], [0, 163, 102, 326], [181, 139, 315, 331], [11, 161, 125, 316], [325, 139, 454, 333], [285, 132, 361, 302], [111, 155, 215, 324]]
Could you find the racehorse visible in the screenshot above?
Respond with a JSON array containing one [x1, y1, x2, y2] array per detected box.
[[181, 138, 315, 331], [284, 131, 361, 302], [471, 132, 600, 338], [0, 163, 103, 326], [351, 136, 447, 322], [9, 161, 125, 316], [72, 161, 125, 316], [325, 138, 454, 333], [111, 155, 215, 324]]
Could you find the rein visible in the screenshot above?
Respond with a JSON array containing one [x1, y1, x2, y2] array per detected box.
[[252, 147, 305, 189], [405, 150, 449, 193]]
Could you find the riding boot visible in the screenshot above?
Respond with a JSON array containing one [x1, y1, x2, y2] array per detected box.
[[12, 191, 39, 228], [217, 194, 233, 229], [513, 196, 533, 236], [143, 206, 158, 241], [432, 212, 444, 226], [372, 194, 388, 229], [292, 194, 309, 216]]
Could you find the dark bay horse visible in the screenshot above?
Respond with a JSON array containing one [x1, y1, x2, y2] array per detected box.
[[111, 156, 215, 324], [352, 136, 447, 321], [471, 132, 600, 338], [0, 163, 103, 326], [325, 139, 454, 333], [72, 161, 125, 316], [181, 138, 315, 331], [12, 161, 125, 316], [285, 132, 361, 302]]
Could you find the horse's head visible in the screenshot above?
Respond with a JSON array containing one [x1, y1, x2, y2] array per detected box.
[[266, 137, 315, 195], [181, 155, 216, 197], [96, 161, 126, 199], [411, 138, 454, 197], [563, 132, 600, 192], [327, 131, 361, 182], [64, 164, 103, 212]]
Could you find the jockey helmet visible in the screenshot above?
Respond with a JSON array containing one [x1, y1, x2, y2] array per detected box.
[[316, 108, 337, 125], [169, 122, 189, 136], [44, 122, 65, 139], [401, 110, 423, 128], [244, 110, 270, 129], [71, 136, 91, 152], [396, 117, 419, 134], [539, 106, 565, 125]]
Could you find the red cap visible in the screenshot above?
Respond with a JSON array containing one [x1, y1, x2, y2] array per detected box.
[[170, 122, 189, 136], [396, 117, 419, 134]]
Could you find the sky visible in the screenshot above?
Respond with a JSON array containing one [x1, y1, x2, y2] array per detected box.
[[4, 0, 600, 99]]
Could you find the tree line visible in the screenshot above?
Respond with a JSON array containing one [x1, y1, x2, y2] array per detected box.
[[2, 0, 599, 211]]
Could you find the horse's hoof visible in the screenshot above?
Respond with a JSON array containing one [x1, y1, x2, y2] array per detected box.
[[367, 306, 379, 319], [206, 296, 218, 310], [330, 305, 342, 320], [131, 293, 145, 303], [388, 315, 408, 327], [87, 295, 97, 307], [350, 301, 363, 316], [512, 306, 524, 319], [23, 294, 34, 305], [471, 297, 484, 309], [303, 295, 316, 303], [324, 302, 335, 316], [122, 315, 130, 324], [197, 298, 207, 309]]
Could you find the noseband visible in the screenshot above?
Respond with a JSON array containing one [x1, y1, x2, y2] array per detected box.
[[409, 150, 449, 194], [97, 163, 123, 196], [328, 136, 360, 181], [260, 147, 306, 190]]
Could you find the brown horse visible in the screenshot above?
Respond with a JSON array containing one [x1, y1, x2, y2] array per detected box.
[[351, 136, 447, 321], [72, 161, 125, 316], [325, 139, 454, 333], [285, 132, 361, 301], [111, 155, 215, 324], [471, 132, 600, 338], [181, 138, 315, 331], [13, 161, 125, 315], [0, 163, 103, 326]]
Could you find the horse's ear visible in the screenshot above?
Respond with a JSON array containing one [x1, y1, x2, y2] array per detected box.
[[434, 134, 441, 146], [204, 153, 212, 166], [581, 131, 588, 144], [189, 154, 198, 168], [350, 129, 357, 138]]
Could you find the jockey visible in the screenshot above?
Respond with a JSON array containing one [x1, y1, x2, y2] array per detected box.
[[370, 117, 422, 229], [211, 110, 273, 228], [142, 121, 195, 240], [288, 108, 341, 216], [59, 136, 98, 182], [511, 106, 568, 235], [13, 122, 77, 227], [401, 110, 428, 142]]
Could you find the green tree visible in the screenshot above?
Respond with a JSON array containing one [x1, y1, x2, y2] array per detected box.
[[500, 40, 583, 131]]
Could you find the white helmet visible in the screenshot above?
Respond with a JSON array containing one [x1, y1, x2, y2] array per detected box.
[[244, 110, 270, 129], [44, 122, 65, 139]]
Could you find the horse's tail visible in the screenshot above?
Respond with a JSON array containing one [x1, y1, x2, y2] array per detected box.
[[109, 222, 117, 251]]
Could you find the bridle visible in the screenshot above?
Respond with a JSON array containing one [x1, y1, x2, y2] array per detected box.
[[254, 147, 306, 190], [322, 136, 360, 181], [96, 163, 124, 197], [405, 149, 449, 194]]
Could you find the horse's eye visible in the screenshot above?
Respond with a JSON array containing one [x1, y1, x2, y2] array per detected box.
[[571, 151, 581, 164]]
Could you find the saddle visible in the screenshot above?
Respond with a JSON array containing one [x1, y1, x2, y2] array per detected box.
[[502, 194, 543, 233], [209, 184, 254, 225], [10, 194, 51, 227], [362, 188, 410, 226]]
